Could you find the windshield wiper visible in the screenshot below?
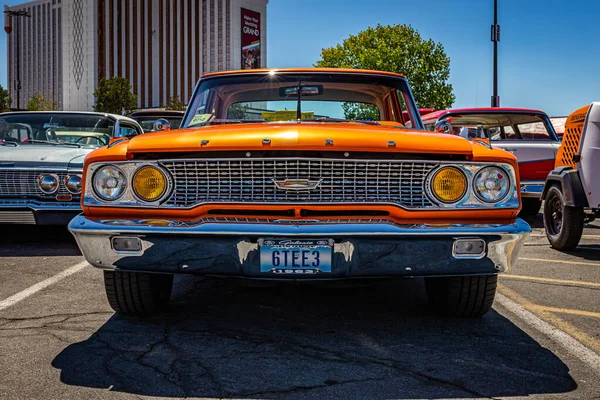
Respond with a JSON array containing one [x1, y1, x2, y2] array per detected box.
[[27, 140, 82, 148], [303, 117, 380, 126]]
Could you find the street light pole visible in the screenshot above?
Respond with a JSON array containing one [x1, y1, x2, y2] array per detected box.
[[4, 9, 30, 110], [491, 0, 500, 107]]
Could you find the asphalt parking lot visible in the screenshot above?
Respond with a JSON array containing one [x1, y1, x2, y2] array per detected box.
[[1, 213, 599, 400]]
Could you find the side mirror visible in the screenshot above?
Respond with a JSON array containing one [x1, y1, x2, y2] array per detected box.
[[434, 119, 452, 134], [153, 119, 171, 132]]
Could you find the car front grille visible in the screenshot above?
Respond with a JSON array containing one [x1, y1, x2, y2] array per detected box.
[[0, 170, 72, 198], [160, 158, 437, 208]]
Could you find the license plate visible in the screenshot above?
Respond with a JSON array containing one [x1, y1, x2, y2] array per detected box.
[[258, 239, 333, 274]]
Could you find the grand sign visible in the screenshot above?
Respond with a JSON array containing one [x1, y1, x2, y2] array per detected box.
[[241, 8, 261, 69]]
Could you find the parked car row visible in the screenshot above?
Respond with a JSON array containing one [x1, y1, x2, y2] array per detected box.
[[1, 67, 596, 319]]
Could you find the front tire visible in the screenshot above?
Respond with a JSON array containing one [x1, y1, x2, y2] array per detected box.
[[425, 275, 497, 318], [543, 185, 584, 250], [104, 271, 173, 315]]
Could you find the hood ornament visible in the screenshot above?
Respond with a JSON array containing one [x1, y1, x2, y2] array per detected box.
[[272, 178, 323, 191]]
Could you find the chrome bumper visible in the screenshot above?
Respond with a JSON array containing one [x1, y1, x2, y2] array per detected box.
[[68, 216, 531, 279], [520, 181, 545, 198], [0, 201, 81, 224]]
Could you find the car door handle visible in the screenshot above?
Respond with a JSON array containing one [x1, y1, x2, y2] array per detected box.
[[504, 148, 518, 152]]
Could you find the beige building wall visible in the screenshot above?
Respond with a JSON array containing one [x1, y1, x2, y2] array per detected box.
[[5, 0, 268, 111]]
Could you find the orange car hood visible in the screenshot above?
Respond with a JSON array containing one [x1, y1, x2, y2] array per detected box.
[[125, 123, 474, 156]]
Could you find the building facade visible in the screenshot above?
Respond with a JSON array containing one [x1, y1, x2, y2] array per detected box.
[[4, 0, 268, 111]]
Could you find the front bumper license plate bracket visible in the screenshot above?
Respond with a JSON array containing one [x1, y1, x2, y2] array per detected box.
[[258, 238, 333, 274]]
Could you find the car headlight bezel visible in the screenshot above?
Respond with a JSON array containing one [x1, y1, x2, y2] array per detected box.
[[425, 163, 517, 209], [37, 174, 60, 195], [132, 165, 168, 203], [472, 166, 511, 203], [65, 174, 83, 194], [92, 165, 127, 202], [429, 167, 468, 204]]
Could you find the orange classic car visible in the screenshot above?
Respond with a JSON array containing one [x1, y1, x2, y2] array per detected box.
[[68, 68, 530, 318]]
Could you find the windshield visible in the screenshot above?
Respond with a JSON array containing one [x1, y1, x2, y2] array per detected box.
[[0, 113, 115, 147], [429, 112, 558, 141], [182, 72, 422, 129]]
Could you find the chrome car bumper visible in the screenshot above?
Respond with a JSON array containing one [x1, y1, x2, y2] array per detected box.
[[0, 201, 81, 225], [520, 181, 545, 198], [69, 216, 531, 279]]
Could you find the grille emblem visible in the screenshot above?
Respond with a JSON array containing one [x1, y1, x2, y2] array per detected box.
[[272, 178, 323, 191]]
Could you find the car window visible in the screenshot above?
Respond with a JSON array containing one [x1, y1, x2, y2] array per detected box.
[[517, 122, 551, 140], [116, 124, 139, 138], [502, 125, 518, 140]]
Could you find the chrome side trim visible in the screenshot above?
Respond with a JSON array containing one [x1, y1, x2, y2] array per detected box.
[[520, 181, 545, 198]]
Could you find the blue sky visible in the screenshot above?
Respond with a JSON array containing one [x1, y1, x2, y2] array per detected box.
[[1, 0, 599, 115]]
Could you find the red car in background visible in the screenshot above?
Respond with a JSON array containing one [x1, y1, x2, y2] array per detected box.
[[422, 108, 561, 215]]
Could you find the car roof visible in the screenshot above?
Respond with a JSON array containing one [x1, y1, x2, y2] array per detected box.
[[422, 107, 548, 121], [0, 111, 139, 123], [201, 68, 406, 79]]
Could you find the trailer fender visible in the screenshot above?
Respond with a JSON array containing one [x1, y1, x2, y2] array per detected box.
[[542, 167, 588, 207]]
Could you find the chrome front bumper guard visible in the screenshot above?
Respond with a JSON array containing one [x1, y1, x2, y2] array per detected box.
[[520, 181, 545, 198], [69, 216, 531, 278], [0, 201, 81, 224]]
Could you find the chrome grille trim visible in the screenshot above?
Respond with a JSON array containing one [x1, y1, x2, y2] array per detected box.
[[100, 217, 396, 227], [0, 169, 74, 198], [159, 158, 437, 208], [0, 210, 36, 224]]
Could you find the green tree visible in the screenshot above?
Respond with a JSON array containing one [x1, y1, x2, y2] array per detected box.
[[0, 85, 11, 112], [165, 96, 186, 111], [227, 103, 249, 119], [341, 103, 380, 121], [314, 24, 455, 110], [26, 92, 57, 111], [93, 76, 138, 114]]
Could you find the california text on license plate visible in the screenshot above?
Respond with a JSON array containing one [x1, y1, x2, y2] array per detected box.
[[258, 239, 333, 274]]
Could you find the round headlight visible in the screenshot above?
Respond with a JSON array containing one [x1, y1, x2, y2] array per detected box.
[[430, 167, 467, 203], [132, 166, 167, 202], [65, 175, 82, 194], [473, 166, 510, 203], [93, 165, 127, 201], [38, 174, 59, 194]]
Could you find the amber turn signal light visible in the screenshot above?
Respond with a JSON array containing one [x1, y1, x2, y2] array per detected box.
[[132, 166, 167, 202], [431, 167, 467, 203]]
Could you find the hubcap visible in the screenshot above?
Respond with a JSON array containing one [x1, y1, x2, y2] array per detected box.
[[549, 195, 563, 236]]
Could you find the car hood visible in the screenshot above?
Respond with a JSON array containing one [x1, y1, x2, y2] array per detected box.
[[124, 122, 475, 156], [0, 145, 95, 169]]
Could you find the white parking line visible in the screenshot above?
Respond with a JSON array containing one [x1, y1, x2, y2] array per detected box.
[[0, 261, 88, 312], [496, 293, 600, 375]]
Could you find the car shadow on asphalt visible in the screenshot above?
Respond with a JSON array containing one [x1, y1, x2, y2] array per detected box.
[[561, 245, 600, 261], [52, 276, 576, 399], [0, 226, 81, 257]]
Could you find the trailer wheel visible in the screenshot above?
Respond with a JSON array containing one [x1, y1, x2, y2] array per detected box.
[[543, 185, 584, 250]]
